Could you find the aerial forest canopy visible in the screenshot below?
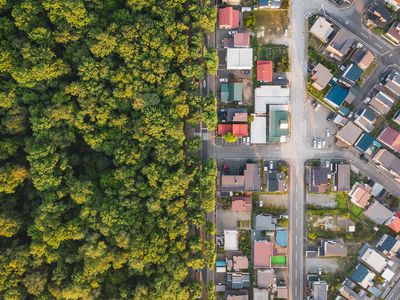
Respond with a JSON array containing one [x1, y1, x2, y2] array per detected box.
[[0, 0, 217, 299]]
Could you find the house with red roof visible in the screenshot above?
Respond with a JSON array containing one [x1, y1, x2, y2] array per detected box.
[[378, 127, 400, 153], [257, 61, 273, 82], [254, 240, 273, 268], [217, 123, 249, 137], [234, 32, 250, 48], [349, 183, 373, 208], [231, 195, 252, 212], [218, 7, 240, 29], [387, 216, 400, 233]]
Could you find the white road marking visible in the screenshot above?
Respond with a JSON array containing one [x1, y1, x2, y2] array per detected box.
[[360, 32, 368, 38], [374, 43, 383, 49], [296, 218, 298, 227]]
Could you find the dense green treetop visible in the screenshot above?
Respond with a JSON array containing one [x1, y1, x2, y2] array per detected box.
[[0, 0, 217, 299]]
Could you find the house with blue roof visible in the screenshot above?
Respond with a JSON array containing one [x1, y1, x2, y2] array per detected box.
[[354, 133, 381, 156], [324, 85, 349, 108], [350, 264, 375, 289], [259, 0, 281, 8], [276, 229, 288, 247], [376, 234, 400, 258], [339, 64, 363, 88]]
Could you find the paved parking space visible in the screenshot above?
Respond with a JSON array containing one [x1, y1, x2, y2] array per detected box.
[[215, 136, 251, 146], [306, 99, 338, 150]]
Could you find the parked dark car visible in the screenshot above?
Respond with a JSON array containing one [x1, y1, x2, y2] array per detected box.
[[326, 113, 334, 121]]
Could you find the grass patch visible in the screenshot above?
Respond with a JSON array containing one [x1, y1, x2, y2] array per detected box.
[[308, 46, 339, 76], [360, 61, 377, 85], [257, 45, 290, 72], [271, 255, 286, 266], [239, 230, 251, 257], [335, 193, 348, 210]]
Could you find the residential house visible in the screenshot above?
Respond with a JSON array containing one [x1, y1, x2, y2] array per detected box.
[[259, 0, 281, 8], [355, 133, 382, 156], [339, 285, 364, 300], [339, 64, 363, 88], [367, 0, 392, 28], [385, 0, 400, 10], [227, 272, 250, 289], [359, 245, 388, 273], [371, 181, 385, 197], [218, 123, 248, 137], [354, 107, 377, 133], [344, 86, 360, 104], [310, 166, 329, 193], [384, 71, 400, 96], [312, 281, 328, 300], [349, 183, 373, 208], [335, 163, 351, 191], [333, 114, 349, 127], [326, 28, 355, 60], [376, 234, 400, 257], [257, 60, 273, 82], [324, 85, 349, 108], [257, 269, 276, 290], [221, 163, 261, 191], [226, 48, 253, 70], [310, 63, 333, 91], [276, 229, 288, 247], [254, 240, 274, 268], [224, 229, 239, 251], [268, 172, 286, 192], [232, 256, 249, 271], [234, 32, 250, 48], [310, 17, 335, 43], [373, 149, 400, 181], [255, 215, 277, 231], [253, 288, 269, 300], [318, 240, 348, 257], [251, 114, 267, 144], [220, 82, 243, 103], [363, 200, 394, 225], [351, 49, 375, 70], [369, 91, 395, 115], [268, 109, 289, 143], [219, 108, 247, 122], [218, 7, 240, 29], [386, 21, 400, 45], [378, 127, 400, 153], [349, 264, 376, 289], [276, 286, 288, 299], [394, 110, 400, 125], [231, 195, 252, 212], [255, 86, 290, 112], [216, 260, 227, 273], [335, 122, 363, 147], [386, 215, 400, 233]]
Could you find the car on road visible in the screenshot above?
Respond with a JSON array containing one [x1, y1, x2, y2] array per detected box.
[[326, 128, 330, 137], [327, 113, 334, 121], [348, 112, 354, 119], [277, 75, 284, 80], [325, 160, 330, 168], [219, 78, 228, 82], [312, 139, 317, 149], [284, 29, 288, 37], [269, 161, 274, 170], [322, 140, 326, 148], [363, 97, 371, 104], [317, 139, 322, 149], [360, 153, 369, 163]]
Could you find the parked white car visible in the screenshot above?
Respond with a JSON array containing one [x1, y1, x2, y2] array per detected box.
[[317, 139, 322, 149], [326, 128, 330, 137]]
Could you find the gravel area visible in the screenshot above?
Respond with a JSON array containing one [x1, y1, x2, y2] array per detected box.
[[307, 193, 337, 208], [216, 209, 251, 233], [259, 193, 288, 207], [306, 257, 341, 274]]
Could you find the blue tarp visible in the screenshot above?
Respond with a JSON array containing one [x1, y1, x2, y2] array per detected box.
[[259, 0, 269, 6], [276, 229, 288, 247], [216, 260, 226, 267]]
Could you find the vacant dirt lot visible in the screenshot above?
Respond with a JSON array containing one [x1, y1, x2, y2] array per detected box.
[[216, 210, 251, 233], [306, 258, 341, 274], [259, 193, 288, 207], [307, 193, 337, 208], [253, 10, 289, 45]]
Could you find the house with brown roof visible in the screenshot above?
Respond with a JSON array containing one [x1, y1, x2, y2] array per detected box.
[[254, 240, 273, 268], [373, 149, 400, 181], [335, 163, 351, 191], [310, 17, 334, 43], [257, 269, 276, 290], [386, 21, 400, 45], [310, 63, 333, 91], [218, 7, 240, 29], [354, 107, 377, 133], [234, 32, 250, 48], [349, 183, 373, 208], [335, 122, 363, 147], [318, 240, 348, 257], [378, 127, 400, 153], [309, 167, 330, 193], [326, 28, 355, 60], [384, 71, 400, 96], [231, 195, 252, 212], [221, 163, 261, 191], [358, 51, 375, 70], [369, 91, 396, 115], [232, 256, 249, 271]]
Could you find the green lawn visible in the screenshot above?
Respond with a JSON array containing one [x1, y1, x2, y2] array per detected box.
[[271, 255, 286, 266]]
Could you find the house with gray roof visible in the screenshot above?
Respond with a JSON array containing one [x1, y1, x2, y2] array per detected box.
[[227, 272, 250, 289], [255, 215, 277, 231], [363, 201, 393, 225], [326, 28, 355, 60], [354, 107, 377, 133], [335, 163, 351, 191]]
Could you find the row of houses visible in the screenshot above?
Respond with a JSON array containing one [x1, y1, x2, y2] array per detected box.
[[337, 234, 400, 299]]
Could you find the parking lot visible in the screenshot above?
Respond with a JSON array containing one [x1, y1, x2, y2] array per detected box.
[[307, 98, 338, 150]]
